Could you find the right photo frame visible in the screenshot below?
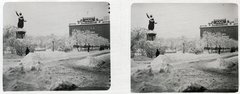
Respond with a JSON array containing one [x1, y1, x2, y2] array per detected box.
[[131, 3, 238, 93]]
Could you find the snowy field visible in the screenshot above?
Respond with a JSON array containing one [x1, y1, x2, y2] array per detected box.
[[3, 50, 110, 91], [131, 52, 238, 92]]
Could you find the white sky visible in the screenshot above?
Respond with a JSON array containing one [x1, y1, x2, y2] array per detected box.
[[3, 2, 109, 36], [131, 3, 238, 38]]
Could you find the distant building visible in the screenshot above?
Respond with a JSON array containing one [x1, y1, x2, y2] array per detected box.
[[200, 18, 238, 40], [69, 16, 110, 41]]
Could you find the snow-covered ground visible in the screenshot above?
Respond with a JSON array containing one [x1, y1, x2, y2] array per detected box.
[[131, 52, 238, 92], [3, 50, 110, 91]]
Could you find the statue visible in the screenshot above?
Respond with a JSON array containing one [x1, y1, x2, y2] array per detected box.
[[146, 13, 157, 31], [15, 11, 27, 39], [15, 11, 26, 29], [146, 13, 157, 41]]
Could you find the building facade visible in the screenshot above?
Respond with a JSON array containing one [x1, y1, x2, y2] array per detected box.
[[69, 16, 110, 41], [200, 18, 238, 40]]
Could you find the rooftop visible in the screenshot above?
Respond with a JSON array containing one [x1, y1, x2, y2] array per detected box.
[[69, 22, 110, 26], [69, 16, 110, 26], [200, 18, 238, 28]]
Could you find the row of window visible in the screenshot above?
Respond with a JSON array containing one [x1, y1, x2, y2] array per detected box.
[[202, 28, 237, 32], [72, 26, 103, 31]]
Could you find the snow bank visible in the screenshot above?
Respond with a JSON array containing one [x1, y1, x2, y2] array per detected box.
[[20, 53, 41, 70], [150, 53, 220, 73], [206, 56, 238, 70], [138, 82, 168, 92], [165, 53, 217, 63], [178, 82, 207, 92], [150, 55, 172, 73], [11, 80, 39, 91], [50, 80, 78, 91], [76, 54, 110, 68], [219, 56, 238, 70], [131, 65, 154, 82], [20, 51, 89, 70]]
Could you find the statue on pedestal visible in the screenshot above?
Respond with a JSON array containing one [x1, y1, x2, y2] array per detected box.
[[146, 13, 157, 31], [146, 13, 157, 41], [15, 11, 27, 39], [16, 11, 27, 29]]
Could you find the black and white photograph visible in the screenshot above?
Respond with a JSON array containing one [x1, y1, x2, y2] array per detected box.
[[3, 2, 110, 91], [131, 3, 238, 92]]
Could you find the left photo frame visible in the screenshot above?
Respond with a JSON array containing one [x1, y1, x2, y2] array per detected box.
[[3, 2, 110, 91]]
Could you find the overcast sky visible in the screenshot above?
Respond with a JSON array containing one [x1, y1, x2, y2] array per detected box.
[[131, 3, 238, 38], [3, 2, 109, 36]]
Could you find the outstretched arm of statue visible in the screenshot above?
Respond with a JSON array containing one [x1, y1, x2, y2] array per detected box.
[[15, 11, 19, 16], [146, 13, 149, 18]]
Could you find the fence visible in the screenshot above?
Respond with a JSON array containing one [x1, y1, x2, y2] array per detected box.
[[73, 45, 110, 51]]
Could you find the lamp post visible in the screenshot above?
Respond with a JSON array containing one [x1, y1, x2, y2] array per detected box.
[[52, 39, 54, 52], [181, 36, 186, 54], [51, 34, 55, 52], [183, 42, 185, 54]]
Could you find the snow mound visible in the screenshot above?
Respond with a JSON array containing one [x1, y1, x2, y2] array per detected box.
[[11, 80, 39, 91], [20, 51, 87, 71], [151, 55, 172, 73], [207, 56, 238, 70], [132, 66, 154, 82], [178, 82, 207, 92], [219, 56, 238, 70], [76, 54, 110, 68], [165, 53, 218, 63], [20, 53, 41, 70], [50, 80, 78, 91], [138, 82, 168, 92], [4, 66, 26, 81]]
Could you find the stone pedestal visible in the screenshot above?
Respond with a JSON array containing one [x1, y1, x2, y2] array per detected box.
[[16, 29, 26, 39], [146, 31, 157, 41]]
